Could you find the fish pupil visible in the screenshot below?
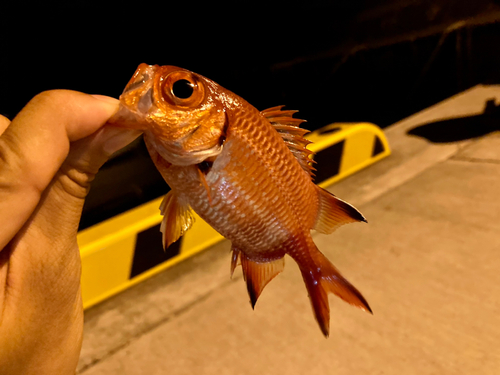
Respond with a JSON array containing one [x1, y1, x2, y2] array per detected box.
[[172, 79, 194, 99]]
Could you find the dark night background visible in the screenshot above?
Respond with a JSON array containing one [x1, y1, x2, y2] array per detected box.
[[2, 0, 500, 228]]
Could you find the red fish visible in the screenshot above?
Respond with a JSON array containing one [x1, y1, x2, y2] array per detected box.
[[109, 63, 372, 336]]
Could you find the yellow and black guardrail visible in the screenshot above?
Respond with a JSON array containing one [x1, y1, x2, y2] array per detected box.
[[78, 122, 390, 309]]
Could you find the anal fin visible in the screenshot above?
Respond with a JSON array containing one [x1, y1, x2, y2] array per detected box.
[[235, 249, 285, 309], [159, 191, 195, 249], [313, 186, 367, 234]]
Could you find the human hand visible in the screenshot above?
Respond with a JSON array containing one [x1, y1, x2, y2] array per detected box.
[[0, 90, 141, 374]]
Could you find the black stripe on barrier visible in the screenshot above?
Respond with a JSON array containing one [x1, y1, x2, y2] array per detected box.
[[313, 140, 344, 184], [372, 136, 384, 157], [129, 223, 182, 278]]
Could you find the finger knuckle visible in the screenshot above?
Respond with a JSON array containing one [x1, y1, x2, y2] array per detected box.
[[31, 90, 69, 110]]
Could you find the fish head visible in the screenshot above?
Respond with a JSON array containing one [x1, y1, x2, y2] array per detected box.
[[110, 63, 227, 165]]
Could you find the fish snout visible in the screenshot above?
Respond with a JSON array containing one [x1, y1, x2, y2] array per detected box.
[[107, 64, 159, 130], [122, 63, 158, 97]]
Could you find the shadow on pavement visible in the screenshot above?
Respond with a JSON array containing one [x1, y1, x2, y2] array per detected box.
[[407, 99, 500, 143]]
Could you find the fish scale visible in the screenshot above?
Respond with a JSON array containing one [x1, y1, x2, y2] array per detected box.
[[110, 63, 372, 336], [157, 148, 289, 257], [229, 110, 317, 232], [208, 136, 295, 256]]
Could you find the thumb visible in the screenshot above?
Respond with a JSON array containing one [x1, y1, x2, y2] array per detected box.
[[0, 123, 140, 375], [6, 123, 141, 320], [55, 125, 143, 201], [29, 125, 142, 245], [0, 90, 123, 250], [3, 117, 141, 328]]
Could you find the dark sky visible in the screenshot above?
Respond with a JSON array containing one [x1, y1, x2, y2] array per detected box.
[[2, 1, 499, 126], [2, 2, 362, 115]]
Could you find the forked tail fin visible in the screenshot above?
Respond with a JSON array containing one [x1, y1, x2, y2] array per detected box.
[[299, 245, 372, 337]]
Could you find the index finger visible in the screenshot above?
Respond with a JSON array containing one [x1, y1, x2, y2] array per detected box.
[[0, 90, 119, 250]]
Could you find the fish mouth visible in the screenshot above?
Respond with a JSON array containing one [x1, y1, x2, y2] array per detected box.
[[123, 63, 158, 95], [108, 64, 159, 130], [122, 63, 159, 115]]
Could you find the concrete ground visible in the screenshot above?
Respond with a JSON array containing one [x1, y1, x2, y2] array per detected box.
[[78, 85, 500, 375]]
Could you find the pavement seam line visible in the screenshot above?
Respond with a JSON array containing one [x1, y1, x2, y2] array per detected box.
[[449, 155, 500, 165], [78, 276, 241, 374], [354, 144, 460, 206]]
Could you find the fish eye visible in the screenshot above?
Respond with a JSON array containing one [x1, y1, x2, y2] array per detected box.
[[171, 79, 194, 99], [159, 70, 205, 108]]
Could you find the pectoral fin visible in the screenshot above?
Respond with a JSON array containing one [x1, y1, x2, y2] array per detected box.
[[233, 248, 285, 308], [313, 186, 367, 234], [230, 247, 241, 278], [159, 191, 195, 249]]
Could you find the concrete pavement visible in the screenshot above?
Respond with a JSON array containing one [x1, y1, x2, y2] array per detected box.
[[78, 85, 500, 375]]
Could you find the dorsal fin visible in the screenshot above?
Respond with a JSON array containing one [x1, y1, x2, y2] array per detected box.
[[159, 191, 195, 249], [261, 106, 316, 179]]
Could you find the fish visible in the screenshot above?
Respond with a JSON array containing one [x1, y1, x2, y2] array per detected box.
[[109, 63, 372, 336]]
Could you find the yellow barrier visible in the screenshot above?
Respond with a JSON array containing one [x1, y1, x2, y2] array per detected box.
[[79, 122, 390, 309]]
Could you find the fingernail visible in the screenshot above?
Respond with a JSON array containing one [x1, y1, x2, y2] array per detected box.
[[97, 126, 143, 155], [91, 95, 120, 117]]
